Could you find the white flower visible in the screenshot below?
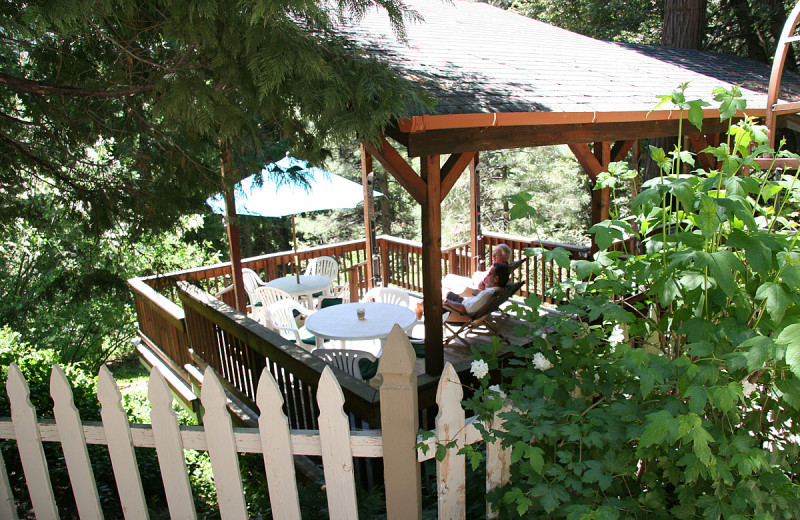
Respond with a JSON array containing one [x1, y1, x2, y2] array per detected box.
[[488, 384, 506, 400], [532, 352, 554, 371], [608, 323, 625, 347], [742, 379, 757, 397], [470, 359, 490, 379]]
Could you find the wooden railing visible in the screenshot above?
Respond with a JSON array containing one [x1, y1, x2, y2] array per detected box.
[[0, 332, 510, 519], [179, 281, 380, 426], [482, 232, 590, 303], [128, 233, 589, 425]]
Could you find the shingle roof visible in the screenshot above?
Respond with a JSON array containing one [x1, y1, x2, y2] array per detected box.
[[340, 0, 800, 117]]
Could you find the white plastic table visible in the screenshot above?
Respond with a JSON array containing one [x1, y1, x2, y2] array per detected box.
[[264, 275, 332, 307], [304, 302, 417, 350]]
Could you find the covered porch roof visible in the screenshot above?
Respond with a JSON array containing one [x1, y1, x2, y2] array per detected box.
[[340, 0, 800, 155], [338, 0, 800, 376]]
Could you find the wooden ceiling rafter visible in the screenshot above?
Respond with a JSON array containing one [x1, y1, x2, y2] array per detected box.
[[363, 136, 426, 204], [440, 152, 478, 202], [402, 117, 741, 157], [611, 140, 636, 162]]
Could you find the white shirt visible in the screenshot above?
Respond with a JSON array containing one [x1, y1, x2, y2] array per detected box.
[[462, 287, 501, 315]]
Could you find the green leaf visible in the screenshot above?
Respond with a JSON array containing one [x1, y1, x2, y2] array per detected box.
[[685, 385, 708, 414], [739, 335, 775, 370], [755, 282, 791, 324], [690, 423, 714, 465], [774, 375, 800, 410], [777, 324, 800, 377], [726, 230, 772, 275], [588, 220, 631, 251], [707, 251, 744, 297], [542, 247, 571, 270], [528, 446, 545, 475], [640, 410, 677, 447], [695, 195, 721, 237], [687, 99, 711, 131]]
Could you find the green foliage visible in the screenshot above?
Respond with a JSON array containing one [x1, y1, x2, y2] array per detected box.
[[442, 146, 592, 247], [503, 0, 663, 44], [0, 207, 220, 368], [1, 0, 431, 237], [466, 87, 800, 518]]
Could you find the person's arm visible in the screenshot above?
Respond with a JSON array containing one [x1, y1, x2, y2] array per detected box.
[[443, 298, 467, 314]]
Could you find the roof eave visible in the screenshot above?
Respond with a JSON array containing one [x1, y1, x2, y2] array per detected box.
[[397, 107, 767, 134]]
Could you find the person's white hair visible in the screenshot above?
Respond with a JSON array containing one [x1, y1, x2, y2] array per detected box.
[[493, 243, 512, 262]]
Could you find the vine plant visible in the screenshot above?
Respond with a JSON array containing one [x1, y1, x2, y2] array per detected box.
[[463, 85, 800, 519]]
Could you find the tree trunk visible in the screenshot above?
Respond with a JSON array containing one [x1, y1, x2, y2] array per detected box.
[[644, 0, 707, 183], [726, 0, 769, 63], [662, 0, 705, 48]]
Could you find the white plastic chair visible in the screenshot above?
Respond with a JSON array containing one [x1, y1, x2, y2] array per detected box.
[[251, 287, 294, 325], [263, 299, 317, 349], [312, 348, 378, 380], [304, 256, 339, 280], [241, 268, 267, 305], [360, 286, 410, 307], [316, 282, 352, 308]]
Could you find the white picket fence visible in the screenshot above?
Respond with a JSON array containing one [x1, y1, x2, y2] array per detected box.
[[0, 328, 511, 519]]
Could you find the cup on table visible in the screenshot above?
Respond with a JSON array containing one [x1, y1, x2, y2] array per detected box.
[[356, 304, 366, 320]]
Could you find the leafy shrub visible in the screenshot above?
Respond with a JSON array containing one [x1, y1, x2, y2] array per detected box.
[[466, 86, 800, 519]]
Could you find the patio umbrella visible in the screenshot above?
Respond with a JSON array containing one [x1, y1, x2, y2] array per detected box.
[[208, 155, 383, 282]]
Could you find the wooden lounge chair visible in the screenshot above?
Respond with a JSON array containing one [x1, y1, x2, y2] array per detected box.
[[442, 281, 524, 348]]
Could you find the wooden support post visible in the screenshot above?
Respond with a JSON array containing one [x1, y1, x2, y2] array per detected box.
[[379, 326, 422, 520], [592, 142, 611, 226], [422, 155, 444, 375], [220, 142, 247, 312], [361, 143, 376, 287], [469, 153, 481, 273]]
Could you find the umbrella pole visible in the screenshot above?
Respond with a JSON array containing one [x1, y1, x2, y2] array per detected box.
[[292, 215, 300, 284]]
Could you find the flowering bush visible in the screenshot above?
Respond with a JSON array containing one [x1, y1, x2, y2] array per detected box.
[[464, 86, 800, 518]]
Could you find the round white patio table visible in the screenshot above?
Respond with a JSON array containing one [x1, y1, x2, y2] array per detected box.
[[304, 302, 417, 350], [264, 275, 332, 307]]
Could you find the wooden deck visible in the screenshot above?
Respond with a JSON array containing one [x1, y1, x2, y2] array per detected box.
[[406, 296, 530, 375]]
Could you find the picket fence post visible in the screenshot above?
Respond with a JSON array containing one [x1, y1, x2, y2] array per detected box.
[[97, 365, 150, 519], [148, 367, 197, 519], [201, 368, 248, 518], [6, 362, 60, 519], [317, 366, 359, 519], [0, 446, 18, 520], [256, 367, 302, 519], [51, 365, 104, 519], [379, 325, 422, 519], [486, 401, 512, 519], [436, 363, 466, 520]]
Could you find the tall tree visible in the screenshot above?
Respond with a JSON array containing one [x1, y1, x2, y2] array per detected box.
[[662, 0, 706, 48], [0, 0, 430, 236]]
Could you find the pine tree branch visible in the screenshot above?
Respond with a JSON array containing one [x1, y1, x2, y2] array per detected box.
[[0, 72, 148, 98]]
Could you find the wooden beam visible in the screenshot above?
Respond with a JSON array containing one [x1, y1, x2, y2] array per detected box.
[[404, 118, 734, 157], [363, 136, 427, 204], [469, 153, 481, 273], [611, 140, 635, 162], [593, 142, 611, 225], [383, 122, 410, 149], [568, 143, 604, 181], [360, 143, 375, 286], [687, 133, 719, 171], [440, 152, 477, 202], [421, 155, 443, 376]]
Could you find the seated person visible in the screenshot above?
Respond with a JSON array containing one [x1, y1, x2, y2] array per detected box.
[[473, 244, 512, 290], [443, 262, 510, 316], [442, 244, 512, 297]]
